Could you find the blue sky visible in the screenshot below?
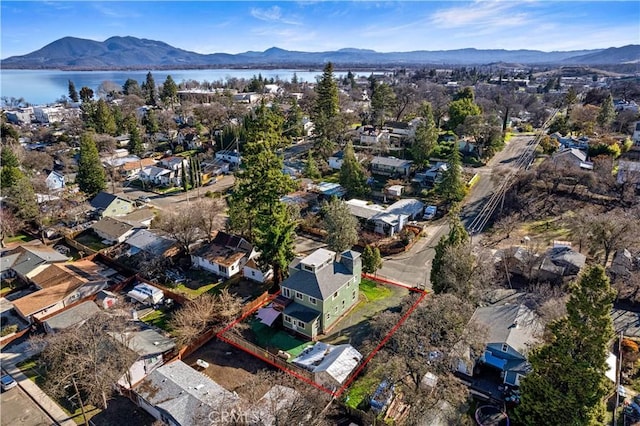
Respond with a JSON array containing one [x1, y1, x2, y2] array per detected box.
[[1, 1, 639, 59]]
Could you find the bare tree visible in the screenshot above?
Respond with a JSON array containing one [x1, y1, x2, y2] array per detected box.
[[168, 290, 242, 347], [584, 210, 639, 265], [154, 208, 203, 254], [368, 293, 485, 423], [32, 312, 138, 423], [0, 207, 24, 248], [435, 243, 497, 301], [193, 197, 227, 242], [493, 213, 520, 240], [235, 369, 331, 425]]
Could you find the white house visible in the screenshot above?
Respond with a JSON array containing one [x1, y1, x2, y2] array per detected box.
[[45, 171, 65, 192], [292, 342, 363, 389], [191, 232, 254, 278], [346, 198, 424, 236], [127, 283, 164, 305], [215, 150, 241, 166], [242, 257, 273, 283]]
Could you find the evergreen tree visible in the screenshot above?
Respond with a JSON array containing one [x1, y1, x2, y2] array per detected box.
[[254, 202, 297, 284], [362, 245, 383, 274], [94, 99, 117, 135], [597, 94, 615, 131], [430, 212, 469, 294], [77, 133, 106, 197], [339, 141, 368, 198], [142, 72, 157, 106], [122, 79, 142, 97], [4, 175, 37, 221], [181, 161, 188, 191], [79, 87, 94, 103], [304, 150, 321, 180], [370, 82, 396, 126], [127, 124, 144, 157], [0, 147, 24, 189], [284, 98, 304, 140], [143, 109, 159, 135], [516, 265, 615, 426], [312, 62, 341, 157], [437, 146, 466, 205], [228, 101, 295, 240], [322, 197, 359, 253], [160, 75, 178, 106], [68, 80, 79, 102], [410, 102, 438, 168]]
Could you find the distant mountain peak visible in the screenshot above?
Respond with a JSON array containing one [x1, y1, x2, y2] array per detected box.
[[2, 36, 637, 69]]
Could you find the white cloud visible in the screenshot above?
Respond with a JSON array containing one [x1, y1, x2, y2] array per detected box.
[[250, 6, 301, 25], [430, 1, 529, 30]]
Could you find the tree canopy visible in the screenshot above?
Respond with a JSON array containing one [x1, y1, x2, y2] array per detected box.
[[322, 197, 359, 253], [516, 265, 615, 426], [76, 132, 106, 197], [437, 145, 466, 205], [410, 102, 439, 168], [339, 141, 368, 198]]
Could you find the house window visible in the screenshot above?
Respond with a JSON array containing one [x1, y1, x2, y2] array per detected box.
[[333, 291, 338, 299], [284, 315, 291, 323], [326, 313, 330, 320], [296, 320, 305, 328], [251, 270, 255, 277], [309, 297, 317, 305], [342, 300, 345, 309], [303, 264, 313, 272], [502, 343, 508, 352], [295, 292, 303, 300], [334, 306, 338, 313], [352, 290, 356, 300], [219, 265, 228, 274], [283, 288, 291, 298], [347, 280, 350, 287]]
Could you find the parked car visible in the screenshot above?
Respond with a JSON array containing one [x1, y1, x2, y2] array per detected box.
[[136, 196, 151, 204], [423, 205, 437, 220], [1, 374, 17, 391]]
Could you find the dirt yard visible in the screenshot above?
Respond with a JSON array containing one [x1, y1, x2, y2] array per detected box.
[[183, 337, 276, 397]]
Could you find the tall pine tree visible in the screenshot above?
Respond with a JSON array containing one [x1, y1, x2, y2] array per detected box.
[[68, 80, 79, 102], [410, 102, 439, 168], [339, 141, 368, 197], [437, 145, 466, 205], [312, 62, 341, 159], [516, 265, 615, 426], [77, 132, 106, 197]]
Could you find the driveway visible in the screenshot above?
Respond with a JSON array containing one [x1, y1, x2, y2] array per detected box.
[[0, 386, 52, 426], [375, 221, 449, 290]]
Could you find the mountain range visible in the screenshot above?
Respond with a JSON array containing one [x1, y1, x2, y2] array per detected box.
[[2, 36, 639, 69]]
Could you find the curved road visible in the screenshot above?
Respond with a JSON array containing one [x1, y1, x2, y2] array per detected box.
[[375, 134, 534, 289]]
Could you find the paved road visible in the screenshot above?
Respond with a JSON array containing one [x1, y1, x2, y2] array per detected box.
[[374, 134, 533, 289], [375, 221, 449, 290], [460, 134, 533, 229], [1, 386, 53, 426], [116, 175, 235, 211]]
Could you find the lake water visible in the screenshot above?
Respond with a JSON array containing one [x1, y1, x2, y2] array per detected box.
[[0, 69, 356, 106]]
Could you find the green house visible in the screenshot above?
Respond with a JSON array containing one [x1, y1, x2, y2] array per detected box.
[[279, 248, 361, 339]]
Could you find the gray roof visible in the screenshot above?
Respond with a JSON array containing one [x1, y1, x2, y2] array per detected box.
[[92, 217, 134, 240], [110, 326, 175, 356], [371, 156, 412, 168], [125, 229, 176, 256], [284, 302, 321, 323], [9, 245, 69, 277], [43, 301, 100, 332], [553, 148, 587, 163], [547, 247, 586, 269], [90, 191, 132, 210], [135, 360, 238, 426], [281, 254, 353, 300], [471, 303, 541, 356], [0, 252, 20, 273]]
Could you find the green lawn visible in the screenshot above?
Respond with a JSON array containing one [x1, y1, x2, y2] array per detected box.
[[141, 309, 171, 331], [171, 282, 218, 299], [343, 367, 383, 410], [251, 320, 312, 358], [522, 217, 572, 244], [359, 279, 392, 302], [5, 233, 34, 244]]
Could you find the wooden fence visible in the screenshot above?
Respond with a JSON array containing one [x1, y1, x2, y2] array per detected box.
[[63, 235, 97, 257], [241, 291, 272, 316], [177, 327, 218, 360]]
